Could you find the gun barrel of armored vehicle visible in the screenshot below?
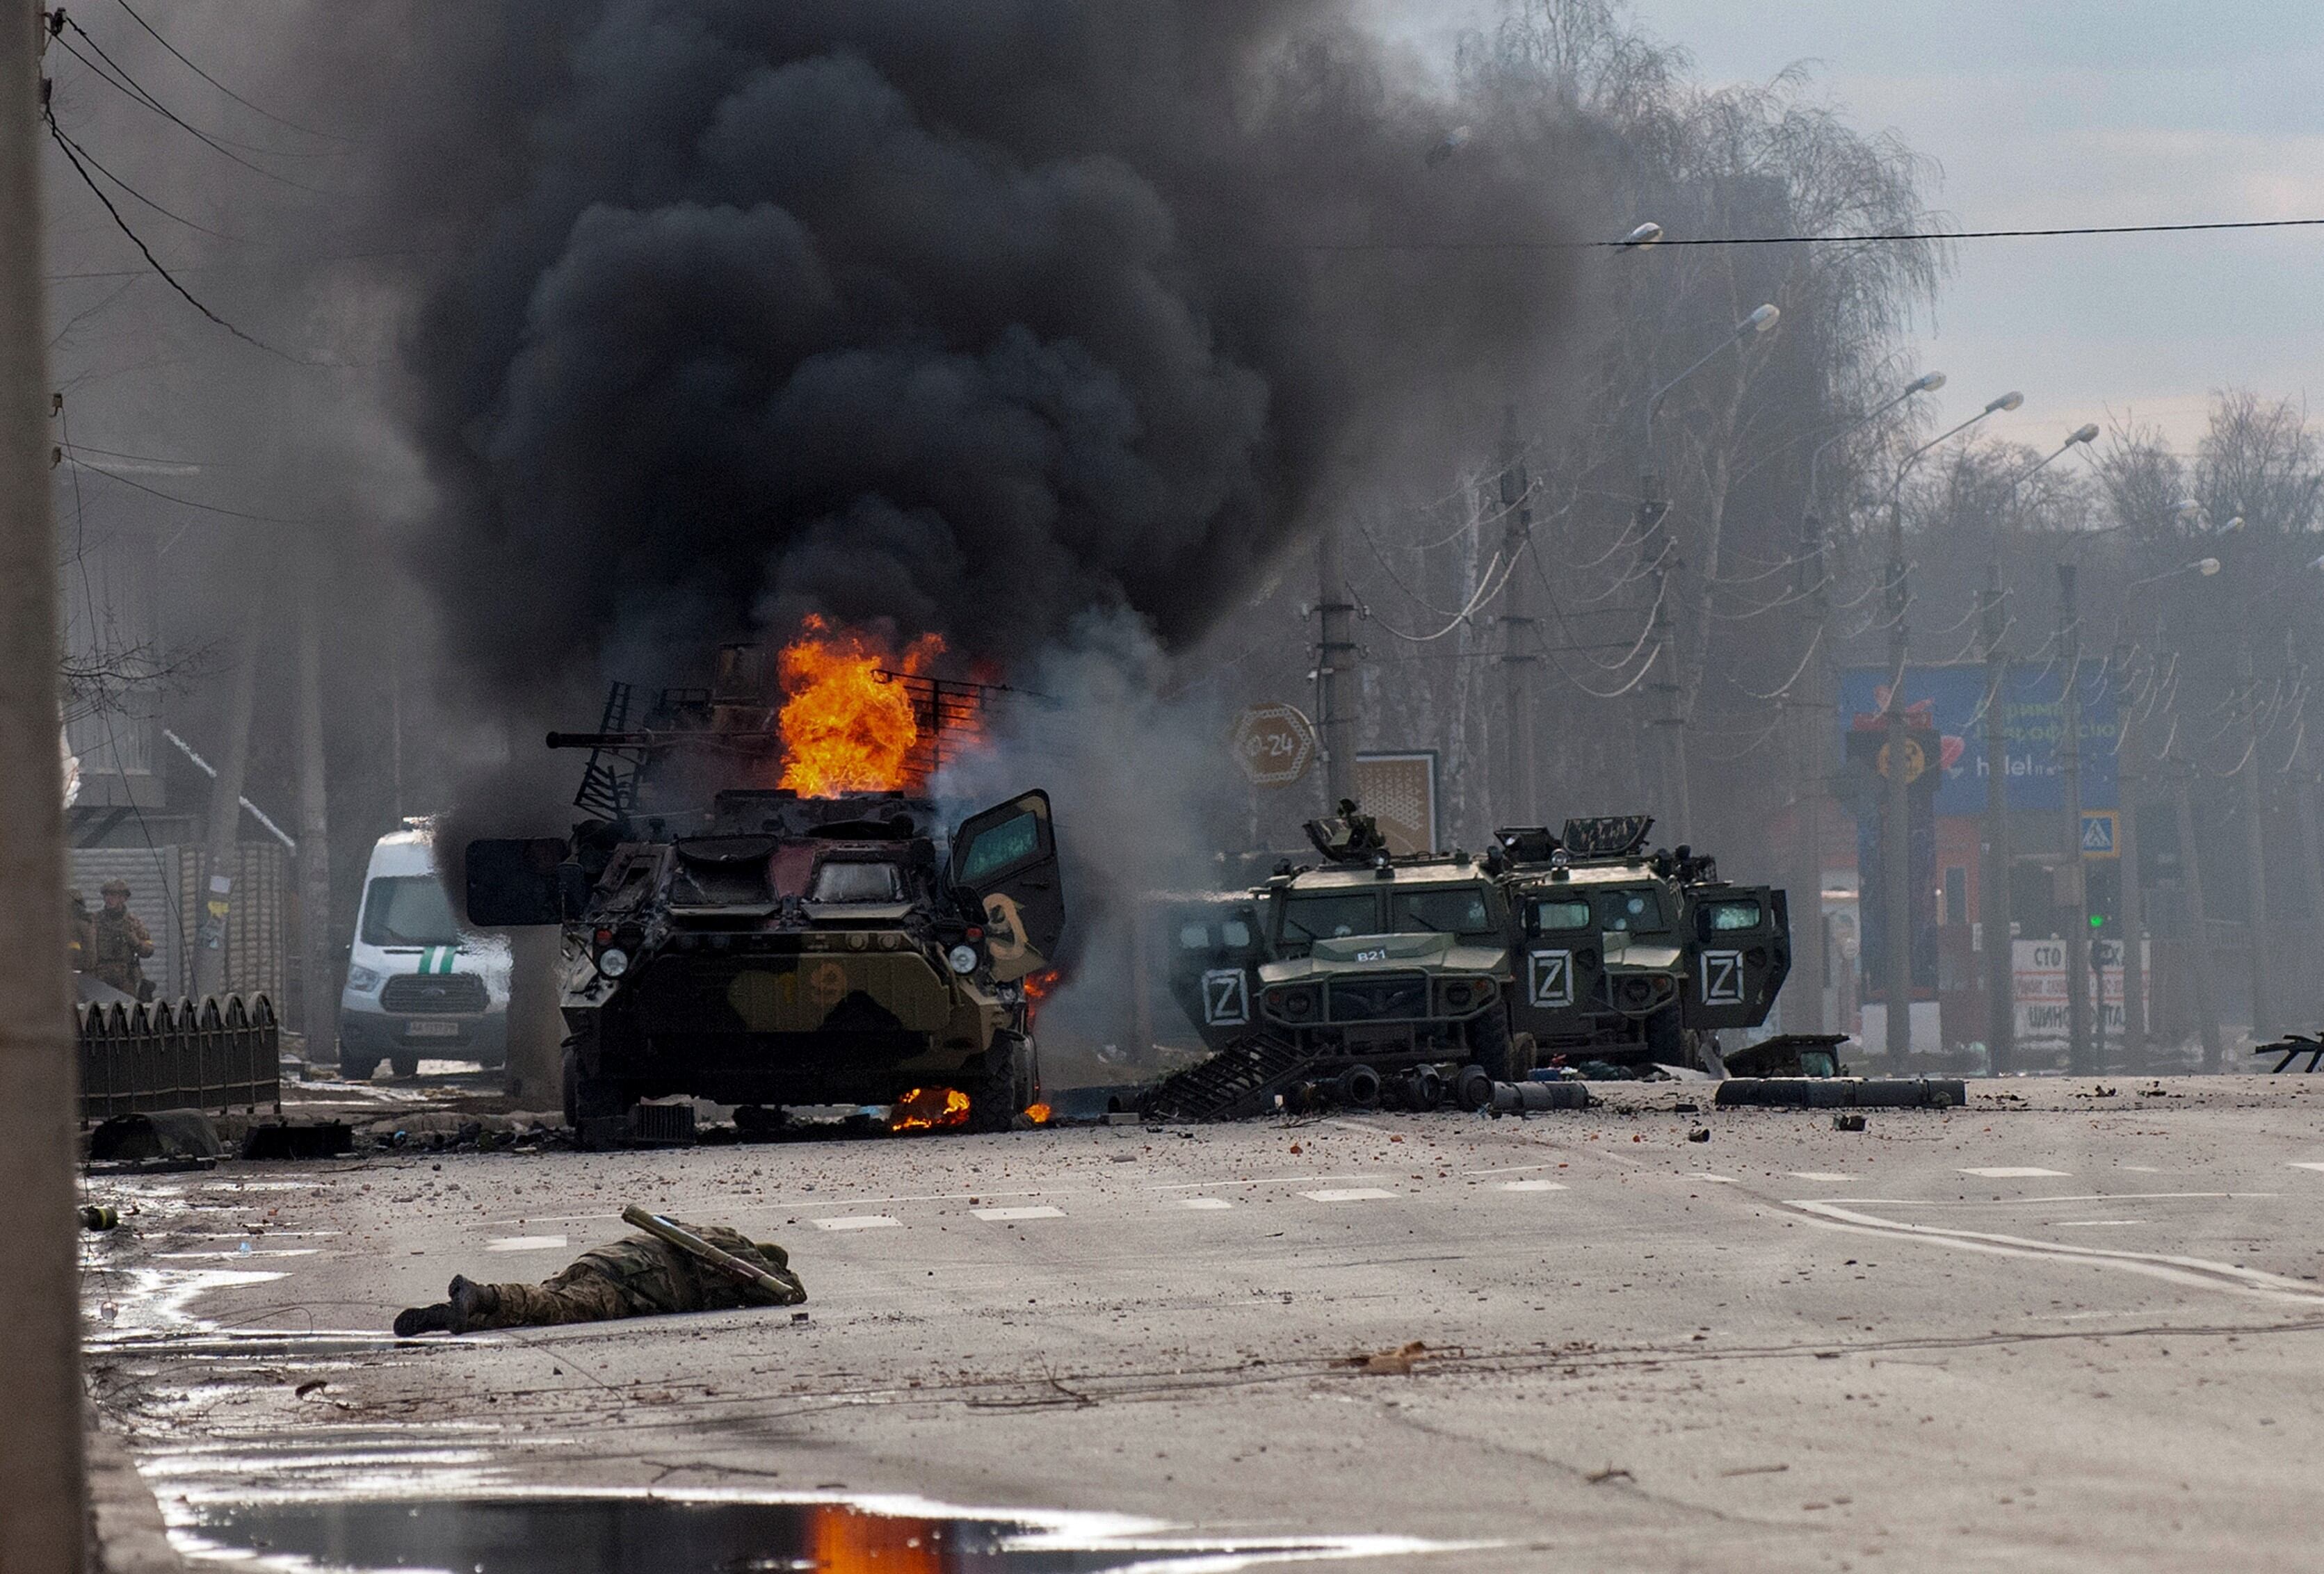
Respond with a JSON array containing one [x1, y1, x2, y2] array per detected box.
[[546, 730, 784, 749]]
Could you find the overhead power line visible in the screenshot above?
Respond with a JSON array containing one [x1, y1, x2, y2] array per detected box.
[[110, 0, 352, 143], [42, 111, 305, 362], [1289, 216, 2324, 252]]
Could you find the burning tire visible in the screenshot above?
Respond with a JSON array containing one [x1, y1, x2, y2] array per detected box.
[[968, 1031, 1033, 1134]]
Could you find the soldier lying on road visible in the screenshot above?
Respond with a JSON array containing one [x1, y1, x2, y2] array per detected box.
[[394, 1216, 804, 1336]]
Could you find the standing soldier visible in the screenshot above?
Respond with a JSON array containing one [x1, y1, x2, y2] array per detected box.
[[90, 878, 155, 1000]]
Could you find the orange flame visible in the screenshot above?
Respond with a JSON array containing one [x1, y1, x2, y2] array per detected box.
[[889, 1085, 971, 1133], [1022, 1103, 1052, 1126], [776, 616, 943, 798]]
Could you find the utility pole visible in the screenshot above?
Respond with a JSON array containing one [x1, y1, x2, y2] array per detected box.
[[1881, 524, 1913, 1064], [2112, 640, 2148, 1070], [2238, 640, 2270, 1044], [1980, 567, 2015, 1073], [1789, 505, 1832, 1033], [196, 606, 264, 1000], [1314, 527, 1357, 810], [2168, 743, 2225, 1071], [2058, 565, 2094, 1073], [1633, 466, 1688, 841], [2291, 661, 2324, 1033], [296, 545, 337, 1059], [1, 2, 88, 1565], [1497, 411, 1537, 823]]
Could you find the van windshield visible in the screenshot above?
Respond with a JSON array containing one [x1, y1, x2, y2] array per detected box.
[[360, 875, 461, 947]]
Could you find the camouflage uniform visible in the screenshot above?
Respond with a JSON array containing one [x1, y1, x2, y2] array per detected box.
[[90, 885, 154, 997], [398, 1221, 804, 1336]]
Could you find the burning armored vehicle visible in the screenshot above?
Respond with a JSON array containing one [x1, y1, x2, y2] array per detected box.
[[465, 640, 1061, 1138], [1152, 809, 1789, 1118]]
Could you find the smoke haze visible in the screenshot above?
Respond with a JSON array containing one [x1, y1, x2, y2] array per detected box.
[[348, 0, 1590, 705]]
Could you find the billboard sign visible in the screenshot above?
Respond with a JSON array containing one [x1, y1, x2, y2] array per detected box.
[[1837, 662, 2117, 817]]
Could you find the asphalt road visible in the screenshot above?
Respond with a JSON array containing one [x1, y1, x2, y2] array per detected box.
[[82, 1076, 2324, 1572]]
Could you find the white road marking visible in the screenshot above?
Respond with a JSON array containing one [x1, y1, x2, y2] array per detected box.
[[2289, 1162, 2324, 1173], [1961, 1167, 2071, 1178], [2119, 1165, 2161, 1173], [1178, 1198, 1234, 1210], [1152, 1174, 1379, 1192], [151, 1249, 319, 1260], [1499, 1180, 1569, 1193], [1782, 1198, 2324, 1306], [1302, 1188, 1397, 1203], [1464, 1164, 1560, 1178], [485, 1235, 568, 1253], [812, 1216, 903, 1231], [974, 1206, 1065, 1222], [1688, 1173, 1740, 1185], [2053, 1220, 2147, 1228], [1788, 1172, 1855, 1182]]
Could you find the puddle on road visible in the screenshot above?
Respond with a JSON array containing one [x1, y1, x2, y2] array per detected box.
[[180, 1493, 1446, 1573]]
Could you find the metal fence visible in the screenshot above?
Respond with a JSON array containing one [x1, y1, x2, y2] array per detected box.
[[79, 993, 281, 1121]]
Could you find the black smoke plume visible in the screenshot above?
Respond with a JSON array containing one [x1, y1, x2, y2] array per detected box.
[[352, 0, 1590, 697]]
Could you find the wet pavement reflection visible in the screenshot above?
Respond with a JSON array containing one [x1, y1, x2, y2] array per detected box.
[[183, 1495, 1391, 1574]]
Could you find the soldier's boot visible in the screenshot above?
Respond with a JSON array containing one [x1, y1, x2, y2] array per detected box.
[[446, 1274, 501, 1333], [392, 1301, 454, 1338]]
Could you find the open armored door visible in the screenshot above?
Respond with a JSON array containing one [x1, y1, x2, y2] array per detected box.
[[1509, 883, 1604, 1046], [1682, 886, 1792, 1030], [950, 790, 1064, 984]]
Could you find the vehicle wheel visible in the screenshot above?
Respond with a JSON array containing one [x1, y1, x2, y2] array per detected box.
[[339, 1053, 378, 1082], [1644, 1005, 1686, 1064], [390, 1053, 421, 1080], [562, 1043, 627, 1129], [1510, 1031, 1540, 1080], [969, 1032, 1030, 1134], [1469, 1010, 1521, 1082]]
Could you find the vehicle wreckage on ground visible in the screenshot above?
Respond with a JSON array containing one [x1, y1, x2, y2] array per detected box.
[[464, 651, 1061, 1142], [1146, 809, 1791, 1121]]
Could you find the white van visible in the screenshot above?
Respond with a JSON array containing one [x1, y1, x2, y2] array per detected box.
[[339, 818, 511, 1079]]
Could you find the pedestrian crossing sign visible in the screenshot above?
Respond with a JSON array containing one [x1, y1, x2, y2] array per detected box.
[[2079, 810, 2118, 858]]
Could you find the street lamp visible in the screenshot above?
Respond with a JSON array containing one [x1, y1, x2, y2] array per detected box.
[[1880, 389, 2023, 1067], [1644, 303, 1782, 449], [2131, 558, 2223, 587], [1620, 221, 1665, 250]]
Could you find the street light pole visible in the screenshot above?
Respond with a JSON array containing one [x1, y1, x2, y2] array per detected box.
[[2059, 564, 2096, 1074], [1638, 303, 1779, 844], [2238, 640, 2271, 1045], [1793, 374, 1945, 1036], [1990, 425, 2098, 1074], [1880, 391, 2024, 1064], [1981, 566, 2015, 1072]]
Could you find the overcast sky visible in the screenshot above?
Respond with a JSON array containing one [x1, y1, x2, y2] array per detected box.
[[1374, 1, 2324, 455]]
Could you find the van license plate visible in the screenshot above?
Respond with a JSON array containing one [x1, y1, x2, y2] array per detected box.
[[404, 1021, 462, 1038]]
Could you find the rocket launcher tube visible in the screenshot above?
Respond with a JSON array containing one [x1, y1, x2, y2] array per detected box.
[[619, 1205, 805, 1304]]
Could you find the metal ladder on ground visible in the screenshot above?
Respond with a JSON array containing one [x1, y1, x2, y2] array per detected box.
[[1139, 1034, 1314, 1123]]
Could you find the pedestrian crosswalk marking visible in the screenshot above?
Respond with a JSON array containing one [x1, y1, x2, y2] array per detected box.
[[973, 1206, 1064, 1222], [1302, 1187, 1396, 1203], [1961, 1167, 2070, 1178], [1789, 1172, 1856, 1182], [485, 1235, 567, 1253], [1499, 1180, 1568, 1192], [1178, 1198, 1234, 1210], [812, 1216, 903, 1231]]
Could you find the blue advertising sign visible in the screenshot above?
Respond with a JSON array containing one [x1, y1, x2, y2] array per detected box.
[[1837, 662, 2117, 816]]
